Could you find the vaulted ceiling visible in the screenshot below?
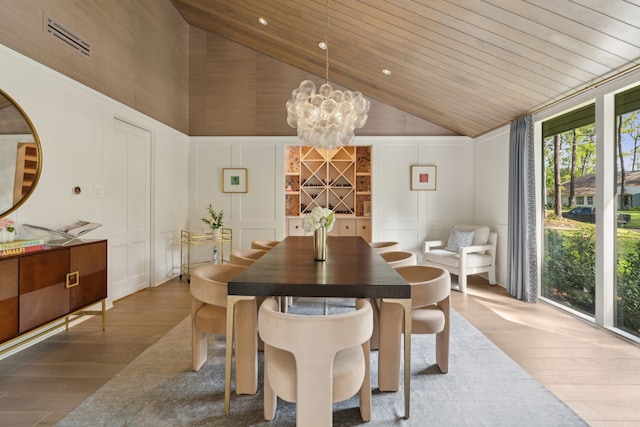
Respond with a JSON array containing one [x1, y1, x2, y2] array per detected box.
[[172, 0, 640, 138]]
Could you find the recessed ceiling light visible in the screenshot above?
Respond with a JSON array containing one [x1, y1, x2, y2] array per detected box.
[[258, 17, 268, 26], [318, 41, 327, 50], [382, 68, 391, 75]]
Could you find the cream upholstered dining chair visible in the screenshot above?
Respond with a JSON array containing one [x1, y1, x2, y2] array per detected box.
[[380, 250, 417, 267], [251, 240, 280, 251], [423, 224, 497, 293], [245, 241, 294, 310], [190, 264, 258, 395], [229, 248, 267, 266], [377, 265, 450, 392], [369, 241, 401, 253], [258, 297, 373, 426], [228, 247, 270, 348], [370, 250, 418, 350]]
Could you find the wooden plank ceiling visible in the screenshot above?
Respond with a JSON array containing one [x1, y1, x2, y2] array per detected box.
[[172, 0, 640, 138]]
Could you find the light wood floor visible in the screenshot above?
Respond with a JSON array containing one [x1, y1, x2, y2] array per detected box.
[[0, 276, 639, 426]]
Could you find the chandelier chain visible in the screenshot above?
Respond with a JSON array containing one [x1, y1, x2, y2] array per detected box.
[[325, 0, 330, 84]]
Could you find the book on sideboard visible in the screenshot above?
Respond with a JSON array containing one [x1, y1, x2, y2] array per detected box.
[[0, 241, 46, 257], [0, 239, 45, 250]]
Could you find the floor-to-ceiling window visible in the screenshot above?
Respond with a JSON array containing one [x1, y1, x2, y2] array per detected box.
[[542, 104, 597, 318], [614, 85, 640, 339], [540, 83, 640, 342]]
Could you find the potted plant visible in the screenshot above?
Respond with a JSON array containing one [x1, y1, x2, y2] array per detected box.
[[201, 204, 224, 237]]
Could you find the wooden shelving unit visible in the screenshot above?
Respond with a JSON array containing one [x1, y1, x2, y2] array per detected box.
[[13, 142, 37, 203], [355, 146, 371, 217], [285, 146, 372, 241]]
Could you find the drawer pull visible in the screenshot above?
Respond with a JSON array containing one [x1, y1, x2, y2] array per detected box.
[[345, 226, 349, 229], [295, 225, 299, 229], [66, 271, 80, 288]]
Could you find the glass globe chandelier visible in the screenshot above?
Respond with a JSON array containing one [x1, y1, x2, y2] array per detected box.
[[286, 1, 370, 150]]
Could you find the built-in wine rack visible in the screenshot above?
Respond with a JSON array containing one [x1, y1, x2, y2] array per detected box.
[[285, 146, 371, 219]]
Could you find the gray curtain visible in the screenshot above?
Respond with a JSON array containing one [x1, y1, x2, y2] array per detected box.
[[507, 115, 537, 302]]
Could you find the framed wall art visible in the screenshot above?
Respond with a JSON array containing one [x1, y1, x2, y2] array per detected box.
[[411, 165, 436, 191], [222, 168, 248, 193]]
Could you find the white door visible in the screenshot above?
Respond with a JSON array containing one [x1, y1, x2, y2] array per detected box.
[[106, 119, 151, 301]]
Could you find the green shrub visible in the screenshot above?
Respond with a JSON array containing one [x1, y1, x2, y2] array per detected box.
[[616, 241, 640, 334], [543, 228, 640, 334], [543, 229, 595, 314]]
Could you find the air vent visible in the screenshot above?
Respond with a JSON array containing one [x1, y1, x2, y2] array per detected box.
[[46, 17, 91, 57]]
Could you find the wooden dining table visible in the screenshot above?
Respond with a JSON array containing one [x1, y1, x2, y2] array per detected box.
[[224, 235, 413, 418]]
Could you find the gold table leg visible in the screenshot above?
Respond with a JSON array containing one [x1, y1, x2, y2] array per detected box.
[[401, 298, 412, 418], [224, 295, 255, 415]]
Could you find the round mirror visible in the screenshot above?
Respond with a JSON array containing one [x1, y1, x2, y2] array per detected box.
[[0, 88, 42, 218]]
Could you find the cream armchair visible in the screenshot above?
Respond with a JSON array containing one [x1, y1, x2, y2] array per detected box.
[[423, 224, 497, 293]]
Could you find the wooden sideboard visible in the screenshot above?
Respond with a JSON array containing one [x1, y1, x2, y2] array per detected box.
[[0, 240, 107, 350]]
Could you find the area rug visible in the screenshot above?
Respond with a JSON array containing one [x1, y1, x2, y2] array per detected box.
[[57, 298, 586, 426]]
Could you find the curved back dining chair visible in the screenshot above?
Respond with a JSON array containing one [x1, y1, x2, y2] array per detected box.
[[369, 241, 401, 253], [259, 297, 373, 426], [229, 248, 267, 266], [250, 240, 280, 251], [242, 243, 294, 311], [228, 247, 271, 349], [190, 263, 258, 395], [377, 265, 451, 392], [380, 250, 417, 267], [370, 250, 417, 350]]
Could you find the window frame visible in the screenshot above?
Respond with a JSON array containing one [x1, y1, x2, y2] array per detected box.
[[535, 75, 640, 344]]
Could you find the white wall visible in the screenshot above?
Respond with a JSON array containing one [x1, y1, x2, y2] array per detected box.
[[473, 126, 510, 286], [0, 45, 189, 305], [188, 137, 286, 250], [188, 136, 490, 270], [374, 137, 475, 251]]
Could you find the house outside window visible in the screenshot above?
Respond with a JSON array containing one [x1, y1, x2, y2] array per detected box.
[[576, 196, 584, 205]]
